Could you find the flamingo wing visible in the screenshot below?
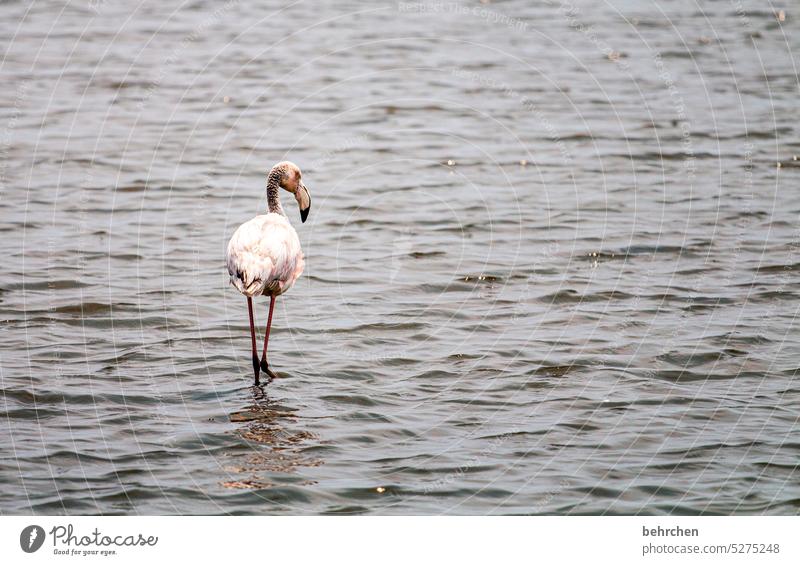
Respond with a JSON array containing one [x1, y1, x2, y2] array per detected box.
[[226, 214, 304, 297]]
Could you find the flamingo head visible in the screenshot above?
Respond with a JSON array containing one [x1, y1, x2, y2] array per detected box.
[[273, 161, 311, 223]]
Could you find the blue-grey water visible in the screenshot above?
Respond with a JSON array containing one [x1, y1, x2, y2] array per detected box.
[[1, 0, 799, 515]]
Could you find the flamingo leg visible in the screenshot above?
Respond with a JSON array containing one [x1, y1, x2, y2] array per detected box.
[[259, 294, 278, 380], [247, 297, 260, 386]]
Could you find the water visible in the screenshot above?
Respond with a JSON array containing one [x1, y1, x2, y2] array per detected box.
[[1, 0, 799, 515]]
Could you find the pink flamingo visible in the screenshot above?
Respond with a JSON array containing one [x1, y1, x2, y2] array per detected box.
[[226, 161, 311, 385]]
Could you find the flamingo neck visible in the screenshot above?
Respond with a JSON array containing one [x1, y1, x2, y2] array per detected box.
[[266, 168, 285, 216]]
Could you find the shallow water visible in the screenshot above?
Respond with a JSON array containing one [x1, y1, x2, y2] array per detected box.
[[1, 0, 799, 515]]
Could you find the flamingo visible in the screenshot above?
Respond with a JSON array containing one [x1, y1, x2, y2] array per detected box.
[[226, 161, 311, 385]]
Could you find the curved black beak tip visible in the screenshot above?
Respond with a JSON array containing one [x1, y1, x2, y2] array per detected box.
[[300, 206, 310, 223]]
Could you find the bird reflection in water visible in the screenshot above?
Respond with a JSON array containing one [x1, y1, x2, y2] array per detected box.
[[221, 386, 321, 490]]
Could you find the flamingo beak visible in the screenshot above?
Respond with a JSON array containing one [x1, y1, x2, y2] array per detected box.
[[297, 183, 311, 223]]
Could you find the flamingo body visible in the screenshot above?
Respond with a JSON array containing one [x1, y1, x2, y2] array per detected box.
[[226, 212, 304, 297]]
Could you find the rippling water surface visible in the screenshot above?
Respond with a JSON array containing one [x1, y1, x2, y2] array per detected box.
[[1, 0, 799, 514]]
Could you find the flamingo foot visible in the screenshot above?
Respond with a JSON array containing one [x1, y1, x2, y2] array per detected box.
[[260, 358, 277, 381], [252, 354, 261, 386]]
